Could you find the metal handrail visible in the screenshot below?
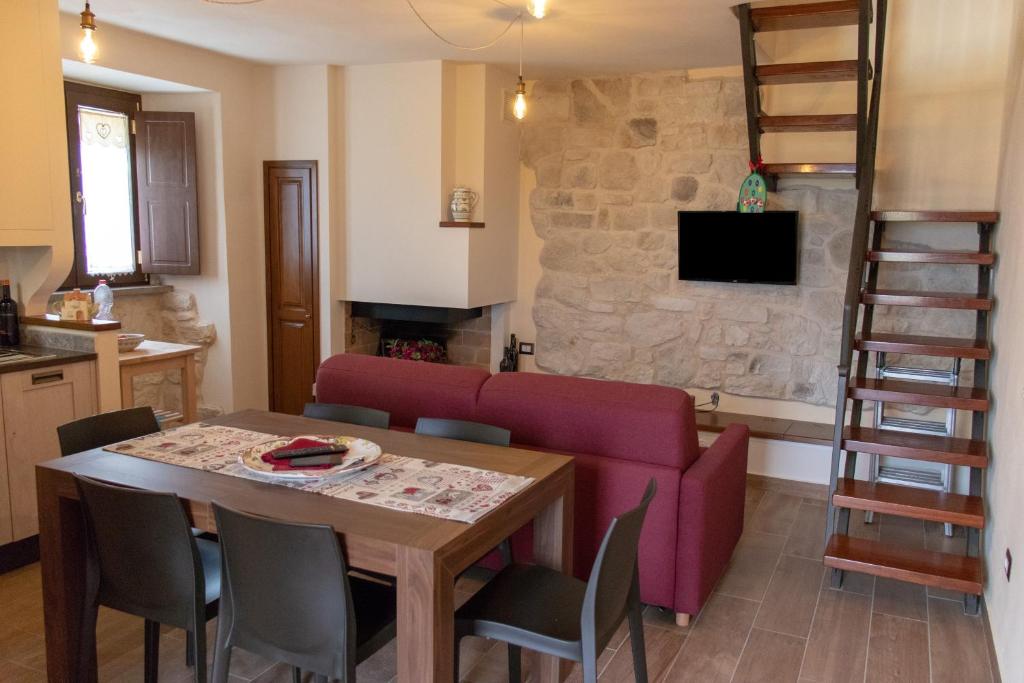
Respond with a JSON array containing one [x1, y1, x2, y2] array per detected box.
[[826, 0, 888, 548]]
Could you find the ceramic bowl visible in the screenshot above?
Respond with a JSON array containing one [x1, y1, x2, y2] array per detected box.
[[117, 333, 146, 353]]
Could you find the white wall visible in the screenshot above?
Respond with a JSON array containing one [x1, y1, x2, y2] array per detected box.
[[343, 61, 519, 311], [141, 91, 233, 413], [984, 6, 1024, 677], [59, 14, 274, 412], [343, 61, 469, 308]]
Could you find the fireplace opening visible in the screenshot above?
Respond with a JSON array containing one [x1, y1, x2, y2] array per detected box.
[[346, 302, 491, 368]]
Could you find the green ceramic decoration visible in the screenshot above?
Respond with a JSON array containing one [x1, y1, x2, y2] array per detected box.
[[737, 157, 767, 213]]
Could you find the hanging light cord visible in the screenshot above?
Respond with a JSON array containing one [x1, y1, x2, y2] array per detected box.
[[404, 0, 523, 51]]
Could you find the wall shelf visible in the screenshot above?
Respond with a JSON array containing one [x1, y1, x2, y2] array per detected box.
[[439, 221, 485, 228]]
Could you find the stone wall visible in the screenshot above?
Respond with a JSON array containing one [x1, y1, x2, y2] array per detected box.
[[520, 70, 975, 407]]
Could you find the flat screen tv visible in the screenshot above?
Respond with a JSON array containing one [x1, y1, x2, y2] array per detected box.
[[677, 211, 799, 285]]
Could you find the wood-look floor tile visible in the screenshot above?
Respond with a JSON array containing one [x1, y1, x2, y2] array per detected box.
[[873, 577, 928, 622], [750, 492, 803, 536], [846, 509, 881, 542], [596, 622, 684, 682], [661, 594, 758, 683], [715, 531, 787, 601], [642, 605, 691, 636], [865, 613, 930, 683], [928, 597, 993, 683], [821, 565, 875, 597], [754, 555, 824, 638], [924, 522, 967, 555], [564, 648, 615, 683], [878, 514, 926, 549], [0, 659, 46, 683], [799, 587, 871, 683], [784, 501, 827, 560], [731, 628, 806, 683]]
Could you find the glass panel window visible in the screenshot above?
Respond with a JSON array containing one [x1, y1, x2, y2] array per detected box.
[[77, 106, 137, 276]]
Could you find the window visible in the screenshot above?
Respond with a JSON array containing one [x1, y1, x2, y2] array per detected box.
[[64, 82, 148, 288]]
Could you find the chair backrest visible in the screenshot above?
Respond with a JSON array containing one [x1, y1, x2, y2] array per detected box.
[[74, 475, 204, 628], [58, 407, 161, 456], [212, 502, 357, 677], [414, 417, 511, 447], [303, 402, 391, 429], [581, 479, 657, 649]]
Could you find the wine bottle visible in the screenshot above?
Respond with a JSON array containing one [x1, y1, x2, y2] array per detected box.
[[0, 280, 19, 347]]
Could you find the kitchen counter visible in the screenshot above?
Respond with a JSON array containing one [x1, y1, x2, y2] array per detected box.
[[0, 346, 98, 375]]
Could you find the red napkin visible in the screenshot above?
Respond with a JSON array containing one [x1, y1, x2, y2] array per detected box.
[[260, 438, 341, 471]]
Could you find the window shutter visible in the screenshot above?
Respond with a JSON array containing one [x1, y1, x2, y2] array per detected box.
[[134, 111, 200, 275]]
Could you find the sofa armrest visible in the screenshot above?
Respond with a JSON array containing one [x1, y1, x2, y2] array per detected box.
[[674, 423, 750, 616]]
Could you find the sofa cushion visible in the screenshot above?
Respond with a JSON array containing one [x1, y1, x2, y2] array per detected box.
[[476, 372, 701, 470], [315, 354, 490, 429]]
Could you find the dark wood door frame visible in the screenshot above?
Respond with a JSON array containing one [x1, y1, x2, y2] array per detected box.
[[263, 160, 320, 413]]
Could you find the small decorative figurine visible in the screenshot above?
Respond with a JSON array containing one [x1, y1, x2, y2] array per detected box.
[[60, 288, 93, 321], [737, 156, 768, 213]]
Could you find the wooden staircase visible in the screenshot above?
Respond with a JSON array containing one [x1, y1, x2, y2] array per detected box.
[[737, 0, 875, 187], [735, 1, 999, 614], [825, 209, 998, 613]]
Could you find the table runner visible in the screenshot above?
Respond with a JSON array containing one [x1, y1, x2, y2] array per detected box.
[[103, 423, 534, 524]]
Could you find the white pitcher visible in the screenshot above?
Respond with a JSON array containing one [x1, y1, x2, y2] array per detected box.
[[450, 187, 479, 222]]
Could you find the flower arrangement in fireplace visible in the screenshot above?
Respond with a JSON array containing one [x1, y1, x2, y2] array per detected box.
[[382, 337, 448, 363]]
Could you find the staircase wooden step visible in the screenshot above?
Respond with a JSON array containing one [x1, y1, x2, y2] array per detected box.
[[843, 426, 988, 467], [847, 378, 990, 411], [855, 332, 991, 360], [861, 289, 993, 310], [871, 210, 1000, 223], [756, 60, 859, 84], [833, 478, 985, 528], [763, 162, 857, 177], [867, 249, 995, 265], [824, 535, 982, 595], [750, 1, 860, 32], [760, 114, 858, 133]]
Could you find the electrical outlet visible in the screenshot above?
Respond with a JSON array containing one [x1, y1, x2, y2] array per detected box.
[[518, 341, 535, 355], [1006, 548, 1013, 581]]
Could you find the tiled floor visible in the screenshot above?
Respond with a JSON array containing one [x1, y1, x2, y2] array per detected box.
[[0, 478, 999, 682]]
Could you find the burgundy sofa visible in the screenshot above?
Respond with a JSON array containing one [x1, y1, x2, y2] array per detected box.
[[314, 353, 749, 621]]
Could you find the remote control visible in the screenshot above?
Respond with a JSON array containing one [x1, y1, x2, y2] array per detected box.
[[273, 444, 349, 460], [287, 453, 347, 467]]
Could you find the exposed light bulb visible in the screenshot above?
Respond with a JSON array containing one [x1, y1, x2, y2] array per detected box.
[[79, 2, 98, 64], [80, 28, 97, 63], [513, 78, 528, 120], [527, 0, 548, 19]]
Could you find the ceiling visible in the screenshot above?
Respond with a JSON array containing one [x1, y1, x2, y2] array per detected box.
[[57, 0, 742, 77]]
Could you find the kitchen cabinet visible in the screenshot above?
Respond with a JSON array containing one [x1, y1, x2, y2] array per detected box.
[[0, 405, 11, 545], [0, 0, 71, 244], [2, 361, 96, 541]]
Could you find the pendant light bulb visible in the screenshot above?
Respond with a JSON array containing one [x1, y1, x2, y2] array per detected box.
[[527, 0, 548, 19], [513, 77, 528, 120], [79, 2, 98, 64]]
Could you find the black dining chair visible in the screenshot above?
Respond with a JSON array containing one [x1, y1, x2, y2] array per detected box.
[[415, 417, 514, 567], [303, 402, 391, 429], [453, 479, 656, 683], [210, 502, 397, 683], [58, 406, 161, 457], [74, 475, 220, 683], [415, 417, 511, 447]]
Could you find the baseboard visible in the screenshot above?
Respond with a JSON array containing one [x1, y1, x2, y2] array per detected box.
[[0, 535, 40, 574], [982, 597, 1002, 683]]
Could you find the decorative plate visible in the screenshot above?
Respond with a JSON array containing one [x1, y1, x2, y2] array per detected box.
[[239, 435, 382, 480]]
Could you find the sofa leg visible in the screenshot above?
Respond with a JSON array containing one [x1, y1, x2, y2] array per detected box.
[[675, 613, 691, 628]]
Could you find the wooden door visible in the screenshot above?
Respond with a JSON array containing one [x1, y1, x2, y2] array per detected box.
[[3, 361, 97, 540], [264, 161, 319, 414]]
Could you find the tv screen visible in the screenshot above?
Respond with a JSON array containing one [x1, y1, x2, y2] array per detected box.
[[677, 211, 799, 285]]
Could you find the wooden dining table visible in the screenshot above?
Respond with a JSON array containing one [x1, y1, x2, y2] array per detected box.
[[35, 410, 575, 682]]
